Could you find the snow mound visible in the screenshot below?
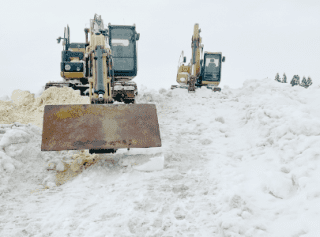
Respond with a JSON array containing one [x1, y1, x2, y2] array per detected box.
[[2, 79, 320, 236], [11, 89, 35, 106], [0, 95, 10, 101], [0, 87, 89, 128], [0, 128, 32, 148], [0, 123, 45, 193], [53, 150, 99, 186]]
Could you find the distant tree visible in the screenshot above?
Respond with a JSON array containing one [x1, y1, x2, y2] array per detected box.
[[282, 73, 287, 83], [301, 76, 307, 88], [275, 73, 281, 82], [290, 75, 300, 87], [290, 76, 295, 86], [306, 76, 313, 88]]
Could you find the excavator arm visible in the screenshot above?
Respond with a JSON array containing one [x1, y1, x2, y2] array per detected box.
[[86, 14, 114, 104], [175, 24, 203, 92]]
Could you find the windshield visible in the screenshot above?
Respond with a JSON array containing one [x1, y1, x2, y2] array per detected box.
[[205, 54, 220, 73], [109, 27, 136, 72], [111, 39, 129, 46], [110, 28, 134, 57]]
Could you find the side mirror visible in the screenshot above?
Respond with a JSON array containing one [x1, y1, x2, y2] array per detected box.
[[222, 56, 225, 62], [57, 37, 62, 44], [183, 57, 186, 63], [136, 33, 140, 41]]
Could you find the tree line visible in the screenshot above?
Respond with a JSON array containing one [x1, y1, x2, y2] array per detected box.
[[274, 73, 312, 88]]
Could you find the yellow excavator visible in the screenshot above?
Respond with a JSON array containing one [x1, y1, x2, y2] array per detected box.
[[171, 24, 225, 92], [41, 14, 161, 154]]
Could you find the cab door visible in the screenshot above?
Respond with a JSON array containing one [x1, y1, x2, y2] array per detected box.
[[203, 53, 222, 82], [108, 25, 138, 78]]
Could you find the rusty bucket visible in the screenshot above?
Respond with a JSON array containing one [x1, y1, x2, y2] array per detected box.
[[41, 104, 161, 151]]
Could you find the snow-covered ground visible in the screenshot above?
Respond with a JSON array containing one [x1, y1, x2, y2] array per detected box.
[[1, 79, 320, 236]]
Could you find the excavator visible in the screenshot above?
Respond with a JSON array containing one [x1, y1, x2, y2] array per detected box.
[[171, 24, 225, 92], [41, 14, 161, 154]]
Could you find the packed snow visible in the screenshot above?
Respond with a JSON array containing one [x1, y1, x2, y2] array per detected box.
[[1, 79, 320, 236]]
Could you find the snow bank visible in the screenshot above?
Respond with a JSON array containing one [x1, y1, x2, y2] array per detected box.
[[11, 89, 35, 106], [0, 95, 10, 101], [0, 123, 44, 193], [0, 87, 90, 193], [2, 79, 320, 236], [208, 78, 320, 236], [0, 87, 89, 129]]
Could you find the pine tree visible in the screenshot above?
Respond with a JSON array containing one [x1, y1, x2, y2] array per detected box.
[[306, 76, 313, 87], [290, 76, 295, 86], [275, 73, 281, 82], [296, 75, 300, 86], [290, 75, 300, 87], [301, 76, 307, 88], [282, 73, 287, 83]]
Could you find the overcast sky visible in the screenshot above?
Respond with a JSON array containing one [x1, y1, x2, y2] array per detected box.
[[1, 0, 319, 97]]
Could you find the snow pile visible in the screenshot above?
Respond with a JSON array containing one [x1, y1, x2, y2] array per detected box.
[[0, 95, 10, 101], [0, 87, 90, 192], [0, 87, 89, 128], [2, 79, 320, 236], [0, 123, 100, 192], [203, 79, 320, 236], [0, 123, 44, 193], [11, 89, 35, 106], [240, 79, 320, 201], [42, 150, 100, 187]]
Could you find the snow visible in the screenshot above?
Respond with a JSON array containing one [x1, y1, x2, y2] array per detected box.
[[1, 79, 320, 236], [0, 87, 89, 129], [133, 155, 164, 171], [0, 95, 10, 101]]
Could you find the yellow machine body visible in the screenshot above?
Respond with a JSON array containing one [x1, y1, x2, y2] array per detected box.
[[174, 24, 225, 92], [42, 14, 161, 154]]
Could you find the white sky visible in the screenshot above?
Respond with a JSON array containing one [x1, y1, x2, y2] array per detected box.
[[1, 0, 319, 97]]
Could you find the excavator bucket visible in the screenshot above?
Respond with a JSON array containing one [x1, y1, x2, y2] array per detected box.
[[41, 104, 161, 151]]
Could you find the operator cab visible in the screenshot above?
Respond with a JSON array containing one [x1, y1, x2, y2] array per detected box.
[[108, 25, 140, 80], [202, 53, 225, 82]]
